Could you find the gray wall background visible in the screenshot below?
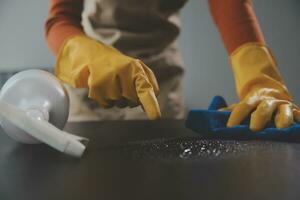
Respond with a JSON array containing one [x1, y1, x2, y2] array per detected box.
[[0, 0, 299, 109]]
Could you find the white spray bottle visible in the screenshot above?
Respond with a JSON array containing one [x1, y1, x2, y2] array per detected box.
[[0, 70, 88, 158]]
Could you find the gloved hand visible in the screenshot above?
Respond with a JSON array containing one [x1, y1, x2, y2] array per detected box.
[[55, 35, 161, 120], [224, 43, 300, 131]]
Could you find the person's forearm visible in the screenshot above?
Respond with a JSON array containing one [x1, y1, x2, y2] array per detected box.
[[208, 0, 265, 54], [45, 0, 84, 55]]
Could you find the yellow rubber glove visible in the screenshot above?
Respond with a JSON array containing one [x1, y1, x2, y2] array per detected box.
[[55, 35, 161, 120], [225, 43, 300, 131]]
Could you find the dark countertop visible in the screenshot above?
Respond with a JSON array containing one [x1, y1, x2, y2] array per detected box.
[[1, 120, 300, 200]]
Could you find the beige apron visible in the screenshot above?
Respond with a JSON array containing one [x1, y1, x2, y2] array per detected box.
[[66, 0, 188, 121]]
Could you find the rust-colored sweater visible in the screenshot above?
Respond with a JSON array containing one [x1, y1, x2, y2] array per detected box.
[[45, 0, 265, 55]]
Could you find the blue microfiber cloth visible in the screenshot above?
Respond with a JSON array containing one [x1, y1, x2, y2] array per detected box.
[[185, 96, 300, 140]]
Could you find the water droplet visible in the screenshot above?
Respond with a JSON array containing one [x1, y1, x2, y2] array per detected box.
[[179, 148, 192, 158], [215, 150, 221, 156]]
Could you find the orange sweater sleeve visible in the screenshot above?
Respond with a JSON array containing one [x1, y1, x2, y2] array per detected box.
[[208, 0, 266, 54], [45, 0, 84, 55]]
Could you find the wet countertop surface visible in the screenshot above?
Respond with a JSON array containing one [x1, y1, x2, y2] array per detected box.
[[1, 120, 300, 200]]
